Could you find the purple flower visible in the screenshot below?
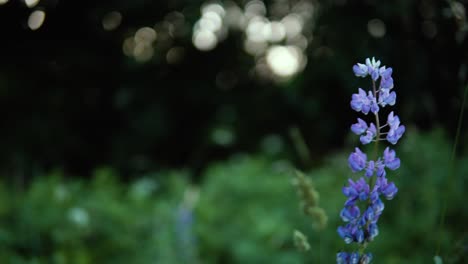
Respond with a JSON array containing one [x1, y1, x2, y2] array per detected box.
[[387, 125, 405, 145], [379, 66, 392, 79], [378, 89, 396, 107], [366, 57, 381, 81], [351, 89, 380, 114], [337, 252, 373, 264], [350, 252, 360, 264], [340, 205, 360, 222], [353, 63, 368, 77], [376, 161, 386, 177], [351, 88, 371, 114], [386, 112, 405, 144], [387, 111, 400, 129], [343, 178, 370, 205], [379, 67, 394, 89], [368, 223, 379, 241], [362, 206, 375, 223], [376, 177, 398, 200], [337, 224, 355, 244], [365, 160, 375, 177], [371, 197, 385, 214], [337, 252, 349, 264], [351, 118, 368, 135], [368, 91, 380, 113], [360, 123, 377, 144], [383, 147, 400, 170], [348, 148, 367, 172]]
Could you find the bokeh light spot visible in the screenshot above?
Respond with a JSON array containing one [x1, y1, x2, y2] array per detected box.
[[133, 42, 154, 62], [367, 19, 386, 38], [193, 29, 217, 51], [245, 0, 266, 17], [27, 10, 46, 30], [211, 127, 234, 146], [202, 3, 225, 17], [25, 0, 39, 8], [266, 45, 302, 78], [282, 14, 303, 39], [166, 47, 185, 65], [102, 11, 122, 31], [135, 27, 157, 44]]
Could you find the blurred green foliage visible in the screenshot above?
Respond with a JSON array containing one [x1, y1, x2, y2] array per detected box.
[[1, 130, 466, 263]]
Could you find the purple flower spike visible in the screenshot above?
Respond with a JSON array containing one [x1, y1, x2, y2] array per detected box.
[[339, 58, 404, 263]]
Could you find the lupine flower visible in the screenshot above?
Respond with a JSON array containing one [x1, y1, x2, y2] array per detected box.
[[366, 57, 381, 81], [340, 205, 360, 222], [365, 160, 375, 177], [360, 123, 377, 144], [351, 118, 368, 135], [387, 111, 400, 128], [383, 147, 400, 170], [351, 88, 371, 114], [387, 125, 405, 145], [348, 148, 367, 172], [376, 161, 386, 177], [353, 63, 368, 77], [376, 177, 398, 200], [337, 251, 373, 264], [338, 58, 405, 263], [343, 178, 370, 205], [379, 67, 394, 89], [337, 252, 349, 264], [378, 89, 396, 106]]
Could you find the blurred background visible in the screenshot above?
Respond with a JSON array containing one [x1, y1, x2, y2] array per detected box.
[[0, 0, 467, 263]]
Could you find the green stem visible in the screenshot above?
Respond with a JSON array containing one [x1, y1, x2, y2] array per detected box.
[[359, 80, 381, 254], [370, 80, 380, 188]]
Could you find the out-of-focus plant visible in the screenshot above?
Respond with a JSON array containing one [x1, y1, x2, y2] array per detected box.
[[291, 170, 327, 254], [0, 130, 466, 263]]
